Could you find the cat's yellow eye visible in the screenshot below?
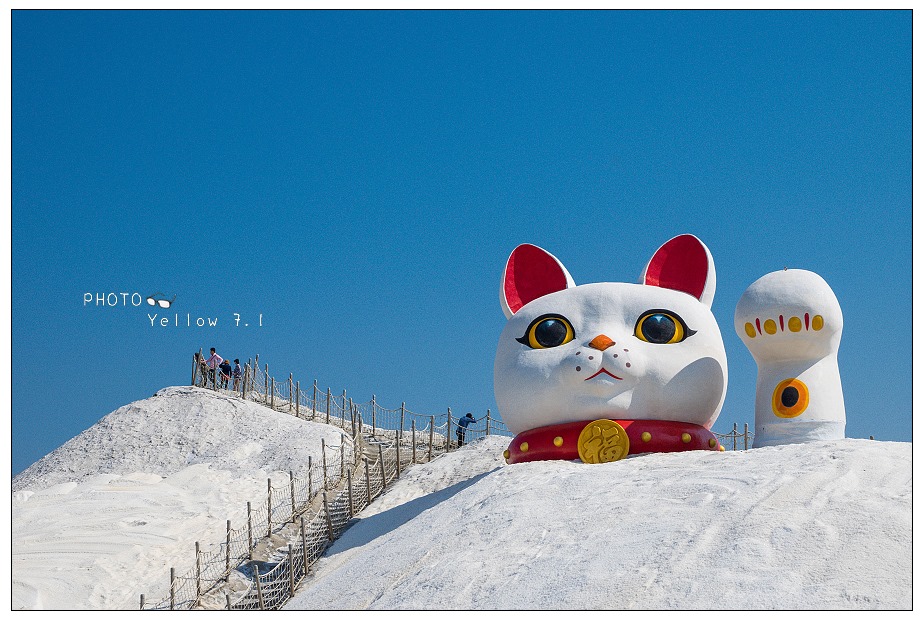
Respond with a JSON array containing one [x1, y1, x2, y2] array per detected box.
[[517, 314, 575, 349], [634, 310, 694, 344]]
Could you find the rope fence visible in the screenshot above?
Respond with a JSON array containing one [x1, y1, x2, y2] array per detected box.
[[715, 422, 754, 451], [191, 350, 504, 451], [141, 352, 754, 611]]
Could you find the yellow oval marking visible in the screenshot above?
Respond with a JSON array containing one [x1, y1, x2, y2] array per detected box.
[[744, 322, 756, 338], [788, 316, 803, 332], [772, 377, 810, 418], [812, 315, 824, 331], [764, 319, 777, 335]]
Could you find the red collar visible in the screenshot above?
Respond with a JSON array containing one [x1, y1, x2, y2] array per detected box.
[[504, 418, 722, 464]]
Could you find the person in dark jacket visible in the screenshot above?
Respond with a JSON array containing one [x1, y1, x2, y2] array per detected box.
[[218, 359, 233, 389], [232, 359, 243, 391], [457, 412, 476, 446]]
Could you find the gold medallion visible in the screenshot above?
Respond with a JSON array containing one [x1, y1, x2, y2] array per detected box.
[[577, 419, 630, 463]]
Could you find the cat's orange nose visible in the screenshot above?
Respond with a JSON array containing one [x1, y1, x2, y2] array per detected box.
[[589, 334, 616, 351]]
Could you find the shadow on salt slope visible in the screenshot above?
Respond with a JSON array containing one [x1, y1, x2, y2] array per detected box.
[[330, 469, 500, 556]]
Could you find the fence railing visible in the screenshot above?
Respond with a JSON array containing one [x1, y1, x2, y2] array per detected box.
[[715, 422, 754, 451], [191, 351, 506, 449], [143, 352, 754, 611], [143, 352, 501, 610], [141, 406, 361, 609]]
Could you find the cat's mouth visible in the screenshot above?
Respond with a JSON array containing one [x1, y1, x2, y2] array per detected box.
[[585, 368, 623, 381]]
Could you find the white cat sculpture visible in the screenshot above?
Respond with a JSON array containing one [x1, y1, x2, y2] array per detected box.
[[734, 269, 845, 447], [495, 234, 728, 464]]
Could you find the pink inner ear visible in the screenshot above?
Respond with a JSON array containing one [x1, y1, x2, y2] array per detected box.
[[504, 245, 568, 314], [645, 235, 709, 300]]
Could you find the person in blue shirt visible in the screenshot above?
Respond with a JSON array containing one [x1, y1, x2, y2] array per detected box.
[[457, 413, 475, 446]]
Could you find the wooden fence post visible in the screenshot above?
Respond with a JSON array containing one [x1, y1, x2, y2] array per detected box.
[[486, 409, 491, 436], [195, 541, 201, 600], [170, 567, 175, 610], [395, 441, 401, 478], [296, 381, 300, 418], [428, 416, 434, 462], [288, 544, 295, 596], [322, 492, 334, 540], [378, 444, 387, 486], [347, 469, 354, 518], [313, 380, 318, 418], [226, 594, 231, 611], [341, 389, 347, 426], [412, 420, 417, 464], [247, 501, 253, 560], [326, 388, 331, 424], [733, 422, 739, 451], [225, 520, 231, 578], [364, 457, 372, 504], [340, 434, 345, 479], [308, 456, 313, 500], [370, 394, 376, 438], [321, 440, 328, 491], [289, 470, 296, 520], [372, 398, 377, 438], [300, 516, 308, 568], [289, 374, 293, 412], [446, 408, 452, 452], [267, 478, 273, 537], [400, 402, 406, 439], [349, 398, 355, 436], [252, 562, 264, 610], [744, 423, 750, 450], [190, 353, 196, 386], [242, 365, 249, 399], [140, 594, 145, 610], [270, 377, 275, 410]]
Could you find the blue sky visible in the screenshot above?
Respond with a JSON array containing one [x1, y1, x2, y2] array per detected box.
[[12, 10, 911, 475]]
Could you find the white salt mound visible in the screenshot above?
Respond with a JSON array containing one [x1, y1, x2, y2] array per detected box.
[[13, 386, 343, 491], [286, 436, 911, 610], [12, 386, 347, 610], [11, 385, 912, 611]]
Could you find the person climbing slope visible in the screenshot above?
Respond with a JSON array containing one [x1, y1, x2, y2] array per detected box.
[[457, 412, 476, 446]]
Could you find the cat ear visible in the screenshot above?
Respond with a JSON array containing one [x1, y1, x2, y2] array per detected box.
[[640, 234, 716, 308], [501, 244, 575, 318]]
